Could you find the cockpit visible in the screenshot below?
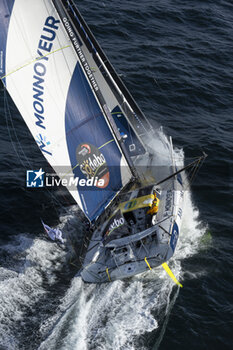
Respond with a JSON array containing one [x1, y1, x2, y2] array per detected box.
[[103, 184, 161, 244]]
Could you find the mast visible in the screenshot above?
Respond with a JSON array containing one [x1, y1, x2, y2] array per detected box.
[[52, 0, 139, 180]]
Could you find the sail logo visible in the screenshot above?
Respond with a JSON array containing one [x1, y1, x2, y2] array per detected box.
[[36, 134, 52, 156], [62, 17, 99, 92], [76, 143, 110, 188], [78, 144, 91, 157], [32, 16, 60, 156], [26, 169, 45, 188]]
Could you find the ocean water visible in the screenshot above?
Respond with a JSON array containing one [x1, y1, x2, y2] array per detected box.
[[0, 0, 232, 349]]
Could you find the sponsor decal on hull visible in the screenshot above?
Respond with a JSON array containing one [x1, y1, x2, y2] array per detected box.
[[104, 210, 125, 238], [170, 222, 179, 252]]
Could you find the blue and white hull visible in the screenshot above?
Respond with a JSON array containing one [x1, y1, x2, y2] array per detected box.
[[81, 138, 185, 283]]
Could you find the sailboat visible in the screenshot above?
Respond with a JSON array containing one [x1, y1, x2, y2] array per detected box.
[[0, 0, 205, 283]]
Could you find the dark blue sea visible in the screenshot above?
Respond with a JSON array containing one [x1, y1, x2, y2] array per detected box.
[[0, 0, 232, 349]]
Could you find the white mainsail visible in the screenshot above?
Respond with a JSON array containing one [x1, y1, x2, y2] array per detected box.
[[0, 0, 149, 221]]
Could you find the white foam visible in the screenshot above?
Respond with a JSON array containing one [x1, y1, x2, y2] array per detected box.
[[39, 278, 158, 350], [0, 233, 67, 349]]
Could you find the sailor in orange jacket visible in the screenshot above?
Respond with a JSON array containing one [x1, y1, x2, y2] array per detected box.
[[147, 194, 160, 215]]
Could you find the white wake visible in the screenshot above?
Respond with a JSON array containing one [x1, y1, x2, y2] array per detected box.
[[38, 137, 207, 350], [0, 135, 207, 350]]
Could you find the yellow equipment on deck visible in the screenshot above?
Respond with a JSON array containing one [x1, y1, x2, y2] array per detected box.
[[118, 194, 160, 214]]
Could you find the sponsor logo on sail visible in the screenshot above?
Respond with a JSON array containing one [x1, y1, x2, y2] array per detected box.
[[76, 143, 110, 188], [32, 16, 60, 156], [62, 17, 99, 92]]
